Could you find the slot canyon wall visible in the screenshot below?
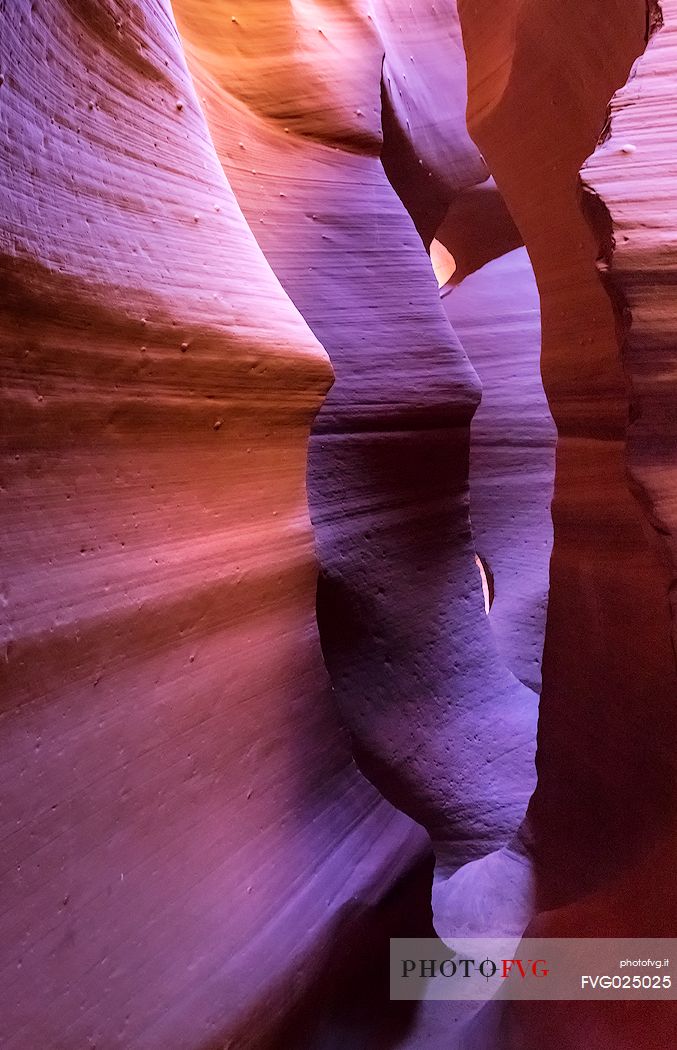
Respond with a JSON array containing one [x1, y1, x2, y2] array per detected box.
[[0, 3, 425, 1046], [1, 1, 676, 1049], [457, 0, 677, 915], [453, 0, 677, 1046]]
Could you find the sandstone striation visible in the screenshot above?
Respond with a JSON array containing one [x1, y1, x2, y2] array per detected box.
[[0, 3, 423, 1046]]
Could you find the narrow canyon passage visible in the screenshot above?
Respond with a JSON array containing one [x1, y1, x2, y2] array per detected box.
[[1, 2, 676, 1049], [442, 247, 556, 696]]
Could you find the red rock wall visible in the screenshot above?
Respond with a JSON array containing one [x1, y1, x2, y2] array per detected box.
[[449, 4, 677, 1044], [458, 0, 677, 909]]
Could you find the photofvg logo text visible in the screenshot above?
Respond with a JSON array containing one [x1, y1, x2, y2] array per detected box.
[[401, 956, 549, 981], [396, 949, 549, 995], [390, 938, 677, 1001]]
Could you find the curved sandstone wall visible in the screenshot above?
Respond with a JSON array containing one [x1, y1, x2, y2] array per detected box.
[[171, 0, 539, 882], [0, 3, 424, 1046]]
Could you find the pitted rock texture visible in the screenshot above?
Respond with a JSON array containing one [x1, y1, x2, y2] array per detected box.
[[0, 3, 425, 1047]]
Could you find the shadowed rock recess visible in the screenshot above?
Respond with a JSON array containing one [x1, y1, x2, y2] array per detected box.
[[1, 1, 675, 1048]]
